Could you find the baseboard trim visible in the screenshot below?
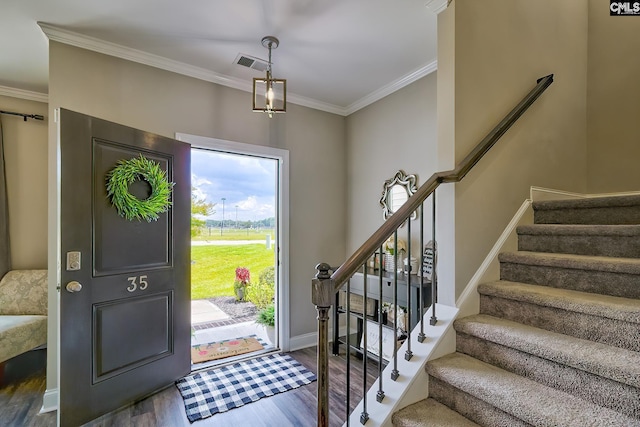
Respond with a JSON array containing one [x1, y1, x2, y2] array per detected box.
[[289, 325, 351, 352], [289, 332, 317, 351], [40, 388, 58, 414]]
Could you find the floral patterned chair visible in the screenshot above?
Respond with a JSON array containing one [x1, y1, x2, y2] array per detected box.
[[0, 270, 48, 369]]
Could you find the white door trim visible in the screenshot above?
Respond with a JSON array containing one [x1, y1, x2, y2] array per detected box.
[[176, 133, 290, 352]]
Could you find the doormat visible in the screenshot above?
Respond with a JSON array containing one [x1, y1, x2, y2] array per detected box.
[[176, 353, 317, 422], [191, 335, 265, 364]]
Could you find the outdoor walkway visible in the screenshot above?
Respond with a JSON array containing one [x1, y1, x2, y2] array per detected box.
[[191, 239, 275, 246], [190, 299, 274, 369]]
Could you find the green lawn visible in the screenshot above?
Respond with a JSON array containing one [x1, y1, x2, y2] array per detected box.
[[192, 228, 275, 241], [191, 243, 275, 300]]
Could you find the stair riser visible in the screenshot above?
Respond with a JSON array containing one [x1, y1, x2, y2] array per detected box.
[[428, 377, 532, 427], [518, 234, 640, 258], [456, 333, 640, 419], [480, 295, 640, 352], [500, 262, 640, 299], [534, 206, 640, 225]]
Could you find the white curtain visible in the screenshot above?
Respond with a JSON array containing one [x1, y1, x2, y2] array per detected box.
[[0, 118, 11, 278]]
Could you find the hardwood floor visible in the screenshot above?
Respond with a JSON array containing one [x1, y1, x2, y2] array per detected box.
[[0, 346, 381, 426], [0, 350, 55, 427]]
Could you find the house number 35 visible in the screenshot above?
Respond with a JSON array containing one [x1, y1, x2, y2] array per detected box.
[[127, 275, 148, 292]]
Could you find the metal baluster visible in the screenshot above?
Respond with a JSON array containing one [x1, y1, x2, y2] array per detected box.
[[418, 202, 426, 342], [391, 231, 399, 381], [430, 191, 438, 326], [346, 278, 351, 427], [376, 245, 385, 402], [360, 268, 369, 425], [405, 218, 413, 361]]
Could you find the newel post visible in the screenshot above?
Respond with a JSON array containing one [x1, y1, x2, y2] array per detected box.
[[313, 262, 335, 427]]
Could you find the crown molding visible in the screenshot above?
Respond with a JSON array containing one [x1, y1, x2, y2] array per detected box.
[[345, 60, 438, 115], [425, 0, 449, 15], [0, 85, 48, 103], [38, 23, 248, 90], [38, 23, 349, 115], [38, 23, 436, 117]]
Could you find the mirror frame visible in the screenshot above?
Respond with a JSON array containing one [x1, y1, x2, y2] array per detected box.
[[380, 170, 418, 222]]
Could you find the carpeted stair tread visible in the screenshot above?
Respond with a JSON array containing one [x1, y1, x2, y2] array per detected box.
[[427, 353, 640, 426], [392, 398, 481, 427], [478, 281, 640, 324], [517, 224, 640, 236], [516, 224, 640, 258], [454, 314, 640, 388], [532, 195, 640, 225], [499, 251, 640, 275], [533, 195, 640, 211]]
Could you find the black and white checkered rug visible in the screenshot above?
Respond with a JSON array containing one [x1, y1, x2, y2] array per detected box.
[[176, 353, 317, 422]]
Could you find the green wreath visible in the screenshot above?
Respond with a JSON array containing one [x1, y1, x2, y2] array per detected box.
[[106, 154, 174, 222]]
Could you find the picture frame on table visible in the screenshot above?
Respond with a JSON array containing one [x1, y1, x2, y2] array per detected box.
[[360, 320, 403, 361]]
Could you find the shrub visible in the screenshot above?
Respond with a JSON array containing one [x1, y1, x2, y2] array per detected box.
[[246, 266, 275, 309]]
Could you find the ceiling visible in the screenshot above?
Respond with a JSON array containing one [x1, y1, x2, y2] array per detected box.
[[0, 0, 441, 115]]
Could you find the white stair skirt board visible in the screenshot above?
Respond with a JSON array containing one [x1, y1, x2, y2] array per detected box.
[[456, 199, 533, 319], [530, 186, 640, 202], [347, 303, 458, 427]]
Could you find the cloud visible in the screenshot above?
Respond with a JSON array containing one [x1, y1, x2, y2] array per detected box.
[[191, 149, 276, 221]]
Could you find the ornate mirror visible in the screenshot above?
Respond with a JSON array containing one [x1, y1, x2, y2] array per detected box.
[[380, 170, 418, 222]]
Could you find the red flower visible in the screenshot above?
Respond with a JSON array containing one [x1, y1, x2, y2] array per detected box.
[[235, 267, 250, 284]]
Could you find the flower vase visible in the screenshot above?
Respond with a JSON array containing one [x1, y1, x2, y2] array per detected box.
[[265, 325, 276, 344]]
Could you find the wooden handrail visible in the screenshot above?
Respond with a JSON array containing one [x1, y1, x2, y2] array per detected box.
[[331, 74, 554, 288], [314, 74, 554, 427]]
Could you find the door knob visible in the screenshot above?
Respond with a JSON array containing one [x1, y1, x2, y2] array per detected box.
[[66, 281, 83, 293]]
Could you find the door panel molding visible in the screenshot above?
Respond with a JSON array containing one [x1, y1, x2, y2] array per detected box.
[[93, 291, 173, 382], [93, 139, 172, 275]]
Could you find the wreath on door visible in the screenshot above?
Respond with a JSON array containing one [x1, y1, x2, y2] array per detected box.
[[106, 154, 174, 222]]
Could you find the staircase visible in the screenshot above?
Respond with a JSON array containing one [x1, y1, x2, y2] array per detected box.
[[393, 195, 640, 426]]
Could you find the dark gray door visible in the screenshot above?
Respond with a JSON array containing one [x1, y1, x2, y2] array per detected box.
[[58, 109, 191, 426]]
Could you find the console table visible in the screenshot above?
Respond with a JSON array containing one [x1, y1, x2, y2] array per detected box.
[[332, 267, 432, 357]]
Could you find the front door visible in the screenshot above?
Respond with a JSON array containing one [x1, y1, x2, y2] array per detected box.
[[58, 109, 191, 426]]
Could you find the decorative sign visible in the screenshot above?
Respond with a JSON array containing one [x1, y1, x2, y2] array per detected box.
[[360, 320, 402, 361], [422, 240, 437, 281]]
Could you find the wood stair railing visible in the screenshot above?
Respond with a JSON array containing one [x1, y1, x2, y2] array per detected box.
[[312, 74, 554, 427]]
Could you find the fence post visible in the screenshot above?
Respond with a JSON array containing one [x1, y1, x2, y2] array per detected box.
[[312, 262, 334, 427]]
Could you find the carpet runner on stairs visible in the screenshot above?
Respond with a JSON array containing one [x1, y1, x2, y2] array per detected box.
[[392, 194, 640, 426]]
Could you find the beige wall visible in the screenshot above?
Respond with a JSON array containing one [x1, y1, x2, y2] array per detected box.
[[345, 73, 438, 258], [587, 0, 640, 192], [48, 42, 346, 390], [0, 95, 48, 269], [443, 0, 589, 297]]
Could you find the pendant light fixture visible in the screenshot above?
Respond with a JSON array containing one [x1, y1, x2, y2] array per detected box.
[[253, 36, 286, 118]]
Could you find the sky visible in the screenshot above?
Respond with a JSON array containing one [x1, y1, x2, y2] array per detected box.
[[191, 148, 276, 222]]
